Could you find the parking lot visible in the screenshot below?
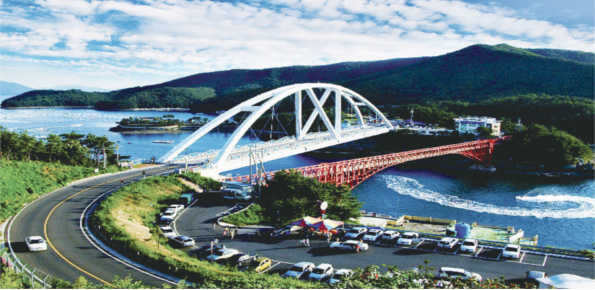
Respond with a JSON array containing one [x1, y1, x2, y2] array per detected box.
[[170, 199, 594, 282]]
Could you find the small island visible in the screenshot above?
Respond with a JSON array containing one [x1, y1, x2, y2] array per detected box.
[[109, 115, 208, 133]]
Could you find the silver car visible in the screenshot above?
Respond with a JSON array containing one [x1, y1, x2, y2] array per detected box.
[[283, 262, 315, 279]]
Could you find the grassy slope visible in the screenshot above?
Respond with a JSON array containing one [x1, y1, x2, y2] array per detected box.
[[0, 160, 122, 222], [91, 176, 317, 288]]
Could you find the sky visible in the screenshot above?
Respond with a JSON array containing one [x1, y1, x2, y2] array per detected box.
[[1, 0, 593, 91]]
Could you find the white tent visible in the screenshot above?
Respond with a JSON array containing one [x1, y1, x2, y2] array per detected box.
[[536, 274, 595, 289]]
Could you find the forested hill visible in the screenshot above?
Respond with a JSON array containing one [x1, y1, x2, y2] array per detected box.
[[341, 44, 594, 105], [2, 44, 593, 109]]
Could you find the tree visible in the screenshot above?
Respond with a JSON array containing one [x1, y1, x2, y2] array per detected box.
[[45, 134, 64, 162], [476, 126, 493, 139]]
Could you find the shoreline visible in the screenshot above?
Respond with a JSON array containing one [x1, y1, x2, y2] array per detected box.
[[1, 106, 191, 111]]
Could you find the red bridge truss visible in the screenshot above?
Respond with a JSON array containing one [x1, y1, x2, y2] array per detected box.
[[223, 136, 511, 189]]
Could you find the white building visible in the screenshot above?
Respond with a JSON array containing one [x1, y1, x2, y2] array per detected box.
[[453, 116, 501, 135]]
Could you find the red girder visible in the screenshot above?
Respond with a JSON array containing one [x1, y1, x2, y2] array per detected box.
[[223, 136, 511, 189]]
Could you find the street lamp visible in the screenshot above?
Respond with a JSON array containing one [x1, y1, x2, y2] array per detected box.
[[184, 148, 188, 172]]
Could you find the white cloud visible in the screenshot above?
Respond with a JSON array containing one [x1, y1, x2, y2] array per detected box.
[[0, 0, 593, 89]]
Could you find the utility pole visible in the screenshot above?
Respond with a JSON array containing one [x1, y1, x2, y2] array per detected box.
[[116, 145, 119, 164], [103, 144, 106, 169], [410, 109, 414, 127], [184, 148, 188, 173], [249, 146, 252, 185]]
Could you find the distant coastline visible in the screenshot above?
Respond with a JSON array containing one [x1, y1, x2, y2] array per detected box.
[[1, 106, 191, 112]]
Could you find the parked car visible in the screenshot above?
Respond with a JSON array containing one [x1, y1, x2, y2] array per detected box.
[[460, 239, 479, 253], [25, 236, 47, 252], [222, 253, 256, 267], [502, 244, 522, 259], [526, 271, 548, 280], [438, 267, 483, 282], [381, 230, 400, 241], [170, 235, 195, 248], [159, 226, 176, 238], [189, 245, 226, 259], [207, 248, 240, 261], [397, 232, 419, 246], [170, 204, 184, 212], [272, 225, 303, 238], [242, 257, 272, 273], [283, 262, 315, 279], [344, 227, 367, 239], [362, 229, 384, 242], [160, 213, 175, 225], [163, 207, 177, 216], [330, 240, 369, 251], [335, 228, 349, 237], [437, 237, 459, 249], [328, 269, 353, 284], [308, 263, 334, 281]]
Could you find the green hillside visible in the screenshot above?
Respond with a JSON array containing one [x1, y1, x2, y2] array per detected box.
[[525, 48, 595, 64], [342, 44, 594, 104]]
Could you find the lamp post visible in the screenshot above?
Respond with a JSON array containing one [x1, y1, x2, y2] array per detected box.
[[184, 148, 188, 173]]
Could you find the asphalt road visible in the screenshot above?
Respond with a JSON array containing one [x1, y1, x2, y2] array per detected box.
[[176, 197, 595, 281], [8, 166, 177, 287]]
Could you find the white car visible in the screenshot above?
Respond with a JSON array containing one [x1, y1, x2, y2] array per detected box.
[[25, 236, 47, 252], [283, 262, 315, 279], [344, 227, 367, 239], [502, 244, 521, 259], [207, 248, 240, 261], [330, 240, 369, 251], [460, 239, 479, 253], [161, 213, 175, 224], [170, 204, 184, 212], [171, 235, 195, 247], [164, 208, 177, 216], [328, 269, 353, 284], [437, 237, 459, 249], [362, 229, 383, 242], [159, 226, 176, 238], [438, 267, 483, 282], [381, 230, 400, 241], [397, 232, 419, 246], [308, 263, 334, 281]]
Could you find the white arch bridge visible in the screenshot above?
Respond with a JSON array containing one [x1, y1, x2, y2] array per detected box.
[[159, 83, 394, 177]]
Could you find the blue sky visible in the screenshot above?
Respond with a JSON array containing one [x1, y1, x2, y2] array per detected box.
[[1, 0, 593, 91]]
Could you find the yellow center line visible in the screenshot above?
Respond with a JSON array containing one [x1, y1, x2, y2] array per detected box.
[[43, 167, 168, 287]]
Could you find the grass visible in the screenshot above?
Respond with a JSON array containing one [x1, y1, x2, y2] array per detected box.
[[0, 160, 124, 222], [219, 204, 267, 226], [91, 176, 319, 288]]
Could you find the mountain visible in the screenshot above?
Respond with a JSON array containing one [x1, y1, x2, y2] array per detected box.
[[44, 85, 110, 92], [341, 44, 593, 104], [525, 48, 595, 64], [2, 44, 593, 110], [1, 81, 32, 96]]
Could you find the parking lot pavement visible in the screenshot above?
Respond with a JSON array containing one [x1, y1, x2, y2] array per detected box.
[[173, 200, 595, 281]]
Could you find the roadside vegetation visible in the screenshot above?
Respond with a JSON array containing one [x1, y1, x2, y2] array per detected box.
[[176, 172, 222, 191]]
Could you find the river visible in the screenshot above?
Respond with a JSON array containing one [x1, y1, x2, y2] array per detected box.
[[1, 106, 593, 250]]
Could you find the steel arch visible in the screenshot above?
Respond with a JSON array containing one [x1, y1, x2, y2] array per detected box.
[[159, 83, 394, 167]]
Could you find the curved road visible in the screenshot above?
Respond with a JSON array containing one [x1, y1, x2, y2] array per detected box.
[[8, 166, 176, 287]]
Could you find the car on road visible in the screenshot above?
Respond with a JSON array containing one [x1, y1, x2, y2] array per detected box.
[[308, 263, 334, 282], [397, 232, 419, 246], [170, 235, 195, 248], [437, 237, 459, 249], [223, 253, 256, 267], [207, 248, 240, 261], [328, 269, 353, 284], [502, 244, 521, 259], [25, 236, 47, 252], [242, 257, 272, 273], [344, 227, 367, 239], [283, 262, 315, 279], [438, 267, 483, 282], [189, 245, 226, 259], [330, 240, 369, 251], [362, 229, 383, 242], [381, 230, 400, 241], [460, 239, 479, 253], [159, 226, 176, 238]]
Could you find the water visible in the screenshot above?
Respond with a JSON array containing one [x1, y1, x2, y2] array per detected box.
[[1, 107, 593, 249]]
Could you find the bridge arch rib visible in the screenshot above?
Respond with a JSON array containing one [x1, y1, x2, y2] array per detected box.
[[159, 83, 394, 170]]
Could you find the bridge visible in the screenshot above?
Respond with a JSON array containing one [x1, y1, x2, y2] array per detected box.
[[222, 136, 511, 189], [160, 83, 394, 177]]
